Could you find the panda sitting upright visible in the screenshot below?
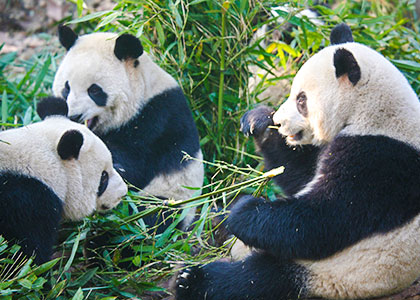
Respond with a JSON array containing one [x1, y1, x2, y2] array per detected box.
[[0, 97, 127, 265], [53, 26, 204, 229], [175, 23, 420, 299]]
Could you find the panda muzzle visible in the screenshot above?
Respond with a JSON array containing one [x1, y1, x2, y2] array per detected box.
[[86, 117, 98, 130], [288, 130, 303, 141], [69, 114, 98, 130], [69, 114, 83, 123]]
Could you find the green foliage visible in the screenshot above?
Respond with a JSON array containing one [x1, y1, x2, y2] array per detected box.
[[0, 236, 61, 299], [58, 0, 420, 167], [0, 0, 419, 298], [0, 39, 59, 127]]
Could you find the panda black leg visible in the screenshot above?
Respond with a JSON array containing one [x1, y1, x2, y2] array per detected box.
[[175, 252, 309, 300]]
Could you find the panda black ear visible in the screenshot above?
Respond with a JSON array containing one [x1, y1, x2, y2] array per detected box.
[[58, 24, 78, 51], [37, 97, 68, 120], [333, 48, 361, 86], [57, 130, 84, 160], [114, 34, 143, 61], [330, 23, 354, 45]]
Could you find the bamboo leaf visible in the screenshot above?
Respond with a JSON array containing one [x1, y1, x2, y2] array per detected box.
[[46, 280, 67, 299], [392, 59, 420, 72], [76, 0, 84, 17], [63, 232, 80, 272], [23, 106, 32, 126], [67, 11, 112, 24], [155, 20, 165, 46], [169, 0, 183, 28], [71, 287, 84, 300], [2, 90, 8, 123], [97, 11, 120, 29], [33, 258, 61, 276], [30, 56, 51, 97]]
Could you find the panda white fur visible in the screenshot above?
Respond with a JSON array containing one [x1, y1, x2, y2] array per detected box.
[[175, 23, 420, 299], [52, 26, 204, 228], [0, 97, 127, 265]]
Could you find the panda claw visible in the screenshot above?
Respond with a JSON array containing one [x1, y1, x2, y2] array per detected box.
[[240, 106, 275, 137]]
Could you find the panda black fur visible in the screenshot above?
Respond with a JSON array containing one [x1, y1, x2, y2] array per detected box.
[[175, 24, 420, 299], [0, 97, 127, 265], [53, 26, 204, 228], [241, 105, 321, 197]]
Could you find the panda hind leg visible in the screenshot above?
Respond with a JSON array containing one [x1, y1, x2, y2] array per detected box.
[[174, 252, 309, 300]]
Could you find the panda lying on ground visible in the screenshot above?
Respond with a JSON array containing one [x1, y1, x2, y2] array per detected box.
[[0, 97, 127, 265], [175, 23, 420, 299], [53, 26, 204, 230]]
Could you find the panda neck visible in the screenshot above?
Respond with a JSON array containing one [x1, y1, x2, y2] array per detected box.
[[343, 94, 420, 150], [97, 54, 180, 134], [136, 54, 179, 101]]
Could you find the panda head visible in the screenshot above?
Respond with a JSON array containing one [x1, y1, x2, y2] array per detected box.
[[36, 97, 128, 220], [272, 23, 419, 146], [52, 25, 144, 134]]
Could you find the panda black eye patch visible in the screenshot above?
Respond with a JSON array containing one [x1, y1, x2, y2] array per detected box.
[[62, 81, 70, 100], [88, 84, 108, 107], [97, 171, 109, 197], [296, 91, 308, 117]]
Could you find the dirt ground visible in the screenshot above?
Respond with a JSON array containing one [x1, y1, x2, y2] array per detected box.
[[0, 0, 115, 59]]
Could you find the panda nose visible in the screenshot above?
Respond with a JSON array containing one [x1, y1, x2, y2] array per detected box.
[[101, 205, 109, 210], [69, 114, 83, 123]]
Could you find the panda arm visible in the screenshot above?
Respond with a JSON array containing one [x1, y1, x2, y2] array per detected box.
[[0, 173, 63, 265], [228, 135, 420, 260], [256, 131, 320, 196], [241, 106, 320, 196], [103, 87, 200, 189]]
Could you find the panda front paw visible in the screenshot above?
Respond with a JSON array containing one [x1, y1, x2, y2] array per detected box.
[[175, 266, 206, 300], [227, 196, 269, 248], [240, 105, 275, 137]]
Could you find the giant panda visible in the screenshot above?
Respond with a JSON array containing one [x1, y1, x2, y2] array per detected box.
[[175, 23, 420, 299], [0, 97, 127, 265], [52, 25, 204, 229]]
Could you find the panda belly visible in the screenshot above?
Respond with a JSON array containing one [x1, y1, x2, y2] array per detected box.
[[141, 149, 204, 228], [99, 86, 203, 200], [141, 149, 204, 200], [302, 214, 420, 299]]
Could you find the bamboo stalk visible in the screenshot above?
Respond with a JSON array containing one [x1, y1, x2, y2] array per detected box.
[[217, 1, 228, 146], [123, 166, 284, 224]]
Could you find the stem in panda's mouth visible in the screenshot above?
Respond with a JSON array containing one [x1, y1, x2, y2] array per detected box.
[[122, 166, 285, 224]]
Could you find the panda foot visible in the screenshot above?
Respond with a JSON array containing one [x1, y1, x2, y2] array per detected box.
[[240, 105, 275, 137], [176, 267, 192, 290], [175, 266, 206, 300]]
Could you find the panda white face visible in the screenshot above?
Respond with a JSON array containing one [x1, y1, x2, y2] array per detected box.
[[53, 32, 141, 134], [273, 46, 347, 146], [53, 26, 178, 135], [54, 118, 128, 219], [0, 115, 127, 220], [272, 41, 420, 148]]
